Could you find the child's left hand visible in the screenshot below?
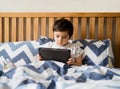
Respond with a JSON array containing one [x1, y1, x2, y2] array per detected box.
[[67, 57, 76, 65]]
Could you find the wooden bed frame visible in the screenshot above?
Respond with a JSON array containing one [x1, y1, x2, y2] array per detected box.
[[0, 12, 120, 68]]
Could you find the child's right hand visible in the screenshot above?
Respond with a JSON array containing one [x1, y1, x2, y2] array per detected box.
[[38, 55, 43, 61]]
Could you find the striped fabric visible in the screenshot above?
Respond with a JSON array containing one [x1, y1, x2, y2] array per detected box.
[[73, 39, 114, 67], [0, 41, 40, 67], [0, 61, 120, 89]]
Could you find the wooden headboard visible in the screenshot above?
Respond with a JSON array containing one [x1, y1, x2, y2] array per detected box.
[[0, 12, 120, 68]]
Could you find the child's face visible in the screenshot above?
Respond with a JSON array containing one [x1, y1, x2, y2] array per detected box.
[[54, 31, 70, 46]]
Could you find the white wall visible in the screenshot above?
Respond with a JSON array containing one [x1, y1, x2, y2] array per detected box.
[[0, 0, 120, 12]]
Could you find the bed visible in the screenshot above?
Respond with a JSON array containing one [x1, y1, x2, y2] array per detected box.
[[0, 12, 120, 89]]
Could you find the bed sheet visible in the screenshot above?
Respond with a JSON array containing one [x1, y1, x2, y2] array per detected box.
[[0, 61, 120, 89]]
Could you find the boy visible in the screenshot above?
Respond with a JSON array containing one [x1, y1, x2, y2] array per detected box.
[[39, 18, 83, 66]]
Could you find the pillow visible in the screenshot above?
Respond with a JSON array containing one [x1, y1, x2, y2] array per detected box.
[[73, 39, 114, 68], [0, 41, 40, 68], [38, 36, 54, 45]]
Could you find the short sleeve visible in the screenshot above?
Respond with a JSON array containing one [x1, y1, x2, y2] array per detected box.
[[75, 43, 84, 58], [71, 42, 84, 58]]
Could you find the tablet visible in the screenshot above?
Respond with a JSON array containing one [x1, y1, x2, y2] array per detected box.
[[38, 47, 71, 63]]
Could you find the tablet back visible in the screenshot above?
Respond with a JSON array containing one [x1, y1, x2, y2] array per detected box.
[[38, 47, 71, 63]]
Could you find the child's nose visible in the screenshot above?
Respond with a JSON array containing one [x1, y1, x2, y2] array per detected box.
[[59, 37, 62, 42], [59, 38, 62, 42]]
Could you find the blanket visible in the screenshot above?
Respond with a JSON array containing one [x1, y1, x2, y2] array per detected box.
[[0, 61, 120, 89]]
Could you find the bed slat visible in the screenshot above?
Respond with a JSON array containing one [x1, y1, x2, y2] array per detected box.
[[73, 18, 79, 39], [11, 17, 17, 41], [81, 18, 87, 39], [41, 18, 47, 36], [98, 18, 104, 40], [26, 17, 31, 40], [48, 18, 54, 39], [115, 18, 120, 68], [18, 18, 24, 41], [4, 18, 9, 42], [106, 18, 113, 39], [33, 17, 39, 40], [0, 18, 2, 42], [89, 18, 95, 39]]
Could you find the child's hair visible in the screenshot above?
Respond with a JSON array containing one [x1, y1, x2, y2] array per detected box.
[[53, 18, 73, 38]]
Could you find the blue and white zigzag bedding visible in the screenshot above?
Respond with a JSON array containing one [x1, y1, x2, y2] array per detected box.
[[0, 41, 39, 67], [0, 61, 120, 89]]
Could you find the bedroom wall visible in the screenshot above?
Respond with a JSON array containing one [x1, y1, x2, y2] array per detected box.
[[0, 0, 120, 12]]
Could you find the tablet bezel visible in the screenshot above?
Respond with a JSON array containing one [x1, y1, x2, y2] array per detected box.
[[38, 47, 71, 63]]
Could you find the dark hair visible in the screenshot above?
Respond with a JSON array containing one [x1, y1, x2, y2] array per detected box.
[[53, 18, 73, 38]]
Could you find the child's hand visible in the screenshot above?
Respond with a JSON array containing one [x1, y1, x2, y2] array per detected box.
[[38, 55, 43, 61], [67, 57, 76, 65], [67, 55, 82, 66]]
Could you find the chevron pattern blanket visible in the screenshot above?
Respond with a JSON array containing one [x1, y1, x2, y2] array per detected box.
[[0, 61, 120, 89], [0, 38, 118, 89]]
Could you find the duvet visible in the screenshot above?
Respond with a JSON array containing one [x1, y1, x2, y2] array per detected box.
[[0, 61, 120, 89]]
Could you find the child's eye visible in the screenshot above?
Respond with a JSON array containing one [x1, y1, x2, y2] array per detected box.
[[56, 36, 59, 38]]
